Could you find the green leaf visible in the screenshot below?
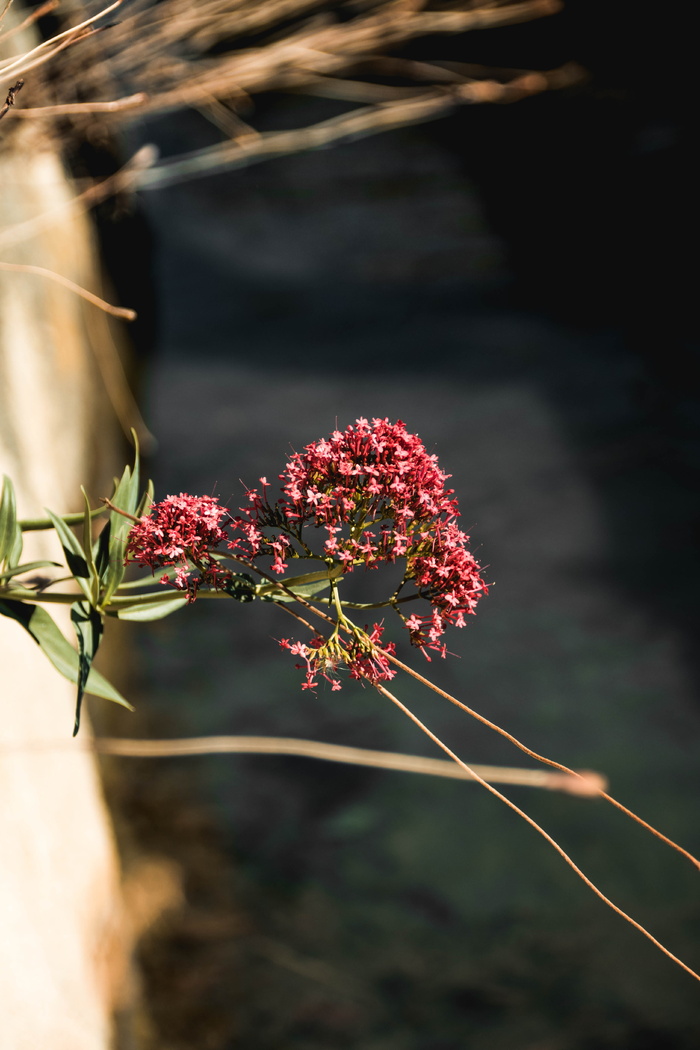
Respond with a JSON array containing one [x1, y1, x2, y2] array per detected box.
[[101, 437, 144, 606], [135, 478, 154, 519], [101, 515, 130, 607], [116, 597, 188, 621], [0, 559, 61, 585], [0, 598, 132, 713], [0, 476, 23, 569], [110, 464, 134, 517], [70, 601, 104, 735], [81, 487, 100, 607], [111, 431, 141, 517], [112, 574, 161, 591], [93, 518, 112, 580], [19, 508, 105, 532], [43, 508, 92, 602], [257, 566, 342, 602]]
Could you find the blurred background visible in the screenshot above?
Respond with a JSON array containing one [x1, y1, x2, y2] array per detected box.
[[11, 0, 700, 1046]]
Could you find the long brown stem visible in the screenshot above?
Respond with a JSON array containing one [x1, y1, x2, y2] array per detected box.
[[0, 262, 136, 320], [0, 735, 599, 793], [372, 680, 700, 984], [385, 652, 700, 871], [100, 497, 141, 522], [266, 585, 700, 870]]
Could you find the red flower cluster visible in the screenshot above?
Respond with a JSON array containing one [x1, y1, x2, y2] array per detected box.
[[123, 420, 487, 687], [230, 417, 488, 661], [125, 493, 231, 600]]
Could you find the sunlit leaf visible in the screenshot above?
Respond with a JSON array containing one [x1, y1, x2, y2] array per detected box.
[[18, 507, 104, 532], [102, 437, 143, 605], [0, 559, 61, 584], [0, 475, 23, 569], [135, 478, 154, 519], [43, 508, 92, 602], [257, 566, 342, 602], [81, 487, 100, 606], [116, 597, 188, 621], [0, 598, 132, 713], [71, 601, 104, 735]]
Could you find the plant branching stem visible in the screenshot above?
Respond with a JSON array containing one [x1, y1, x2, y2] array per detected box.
[[385, 652, 700, 872], [262, 580, 700, 871], [0, 262, 136, 320], [372, 679, 700, 983]]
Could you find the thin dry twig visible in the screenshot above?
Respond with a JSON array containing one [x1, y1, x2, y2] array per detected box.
[[10, 92, 148, 117], [0, 75, 22, 119], [260, 581, 700, 873], [0, 0, 59, 45], [0, 0, 124, 79], [134, 69, 573, 189], [0, 260, 136, 320], [386, 650, 700, 872], [373, 678, 700, 985], [1, 733, 605, 794], [81, 296, 157, 451], [0, 144, 157, 251], [0, 0, 13, 33]]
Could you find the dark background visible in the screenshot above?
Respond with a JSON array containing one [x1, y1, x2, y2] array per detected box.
[[94, 2, 700, 1046]]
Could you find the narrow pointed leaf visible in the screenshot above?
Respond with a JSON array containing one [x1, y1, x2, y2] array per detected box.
[[93, 519, 112, 580], [0, 475, 23, 568], [260, 578, 332, 602], [117, 597, 188, 621], [257, 566, 343, 602], [19, 508, 105, 532], [70, 601, 104, 735], [0, 559, 61, 584], [101, 513, 131, 606], [135, 478, 154, 519], [81, 487, 101, 606], [111, 432, 141, 517], [0, 598, 132, 709], [102, 439, 142, 605], [44, 507, 92, 602]]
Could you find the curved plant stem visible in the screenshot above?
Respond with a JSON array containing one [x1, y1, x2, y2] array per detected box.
[[385, 652, 700, 872], [372, 679, 700, 985], [0, 262, 136, 320], [265, 585, 700, 871], [3, 734, 599, 792]]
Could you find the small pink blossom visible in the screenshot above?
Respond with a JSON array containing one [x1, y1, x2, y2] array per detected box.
[[125, 494, 232, 601]]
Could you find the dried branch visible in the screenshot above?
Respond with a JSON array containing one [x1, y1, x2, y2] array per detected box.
[[135, 67, 577, 189], [0, 0, 124, 79], [0, 73, 21, 118], [10, 91, 148, 117], [0, 260, 136, 319], [0, 1, 59, 45], [0, 144, 157, 252], [374, 679, 700, 985], [4, 733, 606, 796]]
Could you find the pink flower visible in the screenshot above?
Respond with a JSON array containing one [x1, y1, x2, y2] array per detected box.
[[247, 418, 488, 686], [125, 494, 232, 601]]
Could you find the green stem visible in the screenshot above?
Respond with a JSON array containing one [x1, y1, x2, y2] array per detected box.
[[19, 507, 105, 532], [0, 587, 235, 607], [340, 594, 419, 610]]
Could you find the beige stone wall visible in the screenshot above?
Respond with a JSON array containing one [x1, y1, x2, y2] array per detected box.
[[1, 56, 127, 1050]]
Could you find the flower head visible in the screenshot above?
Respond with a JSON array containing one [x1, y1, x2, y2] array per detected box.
[[123, 420, 488, 687], [240, 417, 489, 685], [125, 493, 231, 601]]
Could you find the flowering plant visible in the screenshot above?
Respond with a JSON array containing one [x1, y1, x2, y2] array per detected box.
[[122, 418, 488, 690], [1, 421, 698, 984]]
